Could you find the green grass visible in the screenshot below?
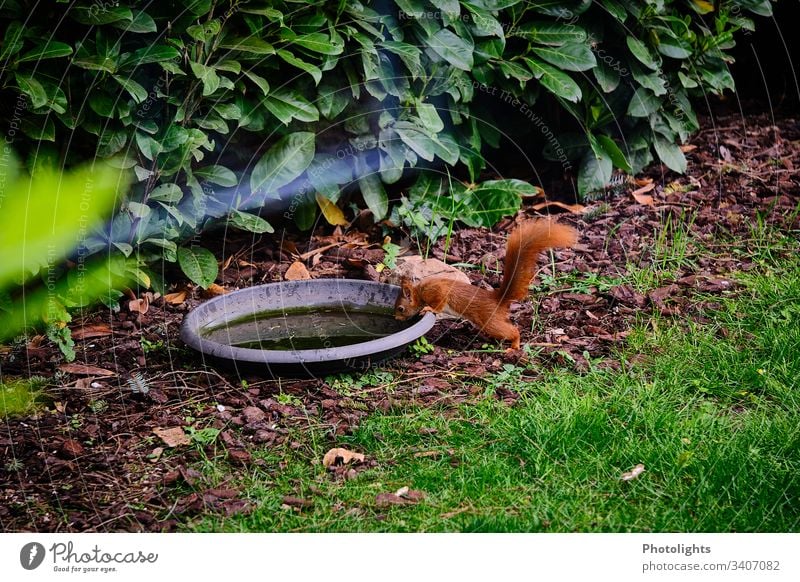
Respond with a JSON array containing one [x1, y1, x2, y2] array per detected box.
[[0, 376, 48, 418], [189, 239, 800, 533]]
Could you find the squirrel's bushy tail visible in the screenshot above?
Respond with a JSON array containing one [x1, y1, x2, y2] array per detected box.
[[495, 219, 578, 306]]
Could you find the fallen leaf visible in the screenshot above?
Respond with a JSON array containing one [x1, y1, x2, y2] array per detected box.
[[375, 488, 426, 508], [531, 200, 586, 214], [280, 240, 299, 257], [282, 495, 313, 509], [227, 448, 252, 464], [59, 363, 116, 377], [621, 463, 646, 481], [316, 193, 349, 226], [60, 439, 85, 458], [322, 447, 365, 469], [202, 283, 227, 297], [71, 324, 113, 340], [163, 290, 188, 305], [631, 182, 656, 206], [679, 144, 698, 152], [128, 297, 150, 314], [285, 261, 311, 281], [153, 426, 191, 447]]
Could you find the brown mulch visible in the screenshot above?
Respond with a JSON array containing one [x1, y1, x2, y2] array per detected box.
[[1, 106, 798, 532]]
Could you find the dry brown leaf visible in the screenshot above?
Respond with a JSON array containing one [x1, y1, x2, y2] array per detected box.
[[202, 283, 227, 297], [71, 324, 113, 340], [631, 182, 656, 206], [621, 463, 646, 481], [163, 290, 188, 305], [285, 261, 311, 281], [531, 200, 586, 214], [153, 427, 191, 447], [221, 255, 234, 271], [280, 240, 300, 257], [59, 363, 116, 377], [128, 297, 150, 314], [322, 447, 365, 469], [679, 144, 698, 152], [316, 193, 349, 226], [298, 242, 341, 261]]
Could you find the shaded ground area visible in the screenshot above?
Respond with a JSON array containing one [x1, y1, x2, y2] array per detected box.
[[1, 106, 799, 532]]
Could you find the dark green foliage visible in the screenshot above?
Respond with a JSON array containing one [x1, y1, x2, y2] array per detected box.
[[0, 0, 772, 266]]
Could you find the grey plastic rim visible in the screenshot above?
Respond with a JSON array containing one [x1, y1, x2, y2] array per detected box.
[[179, 279, 435, 377]]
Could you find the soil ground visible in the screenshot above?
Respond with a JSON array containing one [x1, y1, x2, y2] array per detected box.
[[1, 104, 798, 532]]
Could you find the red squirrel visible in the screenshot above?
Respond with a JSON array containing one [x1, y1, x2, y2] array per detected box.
[[394, 219, 578, 350]]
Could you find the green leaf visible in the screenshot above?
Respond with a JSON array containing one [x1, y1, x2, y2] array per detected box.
[[393, 121, 436, 162], [243, 70, 270, 95], [291, 33, 343, 55], [16, 41, 73, 63], [416, 102, 444, 134], [430, 0, 460, 19], [525, 58, 581, 102], [20, 116, 56, 141], [395, 0, 425, 18], [263, 89, 319, 125], [228, 210, 274, 233], [627, 87, 661, 117], [653, 136, 687, 173], [464, 180, 524, 227], [194, 165, 238, 187], [149, 183, 183, 203], [177, 246, 218, 289], [14, 74, 48, 109], [120, 45, 181, 68], [627, 36, 659, 70], [531, 42, 596, 72], [251, 132, 315, 195], [115, 11, 157, 33], [381, 41, 423, 78], [113, 75, 148, 103], [220, 37, 275, 55], [578, 147, 613, 197], [426, 29, 474, 71], [189, 61, 220, 96], [514, 22, 588, 45], [96, 129, 127, 157], [0, 22, 25, 62], [593, 60, 621, 93], [70, 6, 132, 25], [126, 201, 151, 219], [358, 169, 389, 220], [595, 135, 632, 173], [89, 92, 116, 118], [277, 49, 322, 85]]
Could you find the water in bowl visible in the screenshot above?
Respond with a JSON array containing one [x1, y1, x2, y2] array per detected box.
[[201, 305, 408, 351]]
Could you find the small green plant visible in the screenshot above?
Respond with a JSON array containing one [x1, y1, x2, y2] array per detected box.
[[276, 392, 303, 407], [409, 336, 436, 357], [186, 425, 221, 447], [140, 336, 165, 354]]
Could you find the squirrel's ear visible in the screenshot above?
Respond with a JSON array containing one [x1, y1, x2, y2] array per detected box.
[[400, 277, 412, 298]]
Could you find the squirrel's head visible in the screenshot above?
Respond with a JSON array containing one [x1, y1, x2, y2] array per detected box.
[[393, 278, 416, 320]]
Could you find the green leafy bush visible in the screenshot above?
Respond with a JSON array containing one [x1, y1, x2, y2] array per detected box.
[[0, 0, 773, 264], [0, 154, 132, 359]]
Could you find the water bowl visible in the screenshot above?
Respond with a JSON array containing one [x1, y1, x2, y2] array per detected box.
[[180, 279, 435, 377]]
